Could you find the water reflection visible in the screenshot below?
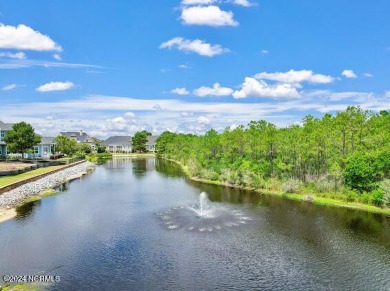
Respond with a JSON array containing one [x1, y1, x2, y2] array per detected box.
[[0, 158, 388, 290]]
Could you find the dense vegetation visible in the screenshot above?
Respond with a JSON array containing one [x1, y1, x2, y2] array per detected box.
[[156, 107, 390, 208]]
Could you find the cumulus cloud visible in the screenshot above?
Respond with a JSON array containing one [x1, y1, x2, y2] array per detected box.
[[2, 84, 17, 91], [197, 116, 211, 124], [193, 83, 233, 97], [160, 37, 228, 57], [0, 51, 26, 59], [0, 24, 62, 51], [171, 87, 190, 95], [255, 69, 334, 84], [181, 6, 239, 27], [36, 81, 74, 92], [233, 77, 300, 99], [342, 70, 357, 79], [125, 112, 136, 118]]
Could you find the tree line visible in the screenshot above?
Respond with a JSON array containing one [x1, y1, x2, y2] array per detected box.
[[156, 107, 390, 207]]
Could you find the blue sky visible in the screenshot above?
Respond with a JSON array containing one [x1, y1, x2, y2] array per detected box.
[[0, 0, 389, 138]]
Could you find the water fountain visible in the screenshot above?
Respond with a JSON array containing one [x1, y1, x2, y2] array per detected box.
[[157, 192, 254, 232]]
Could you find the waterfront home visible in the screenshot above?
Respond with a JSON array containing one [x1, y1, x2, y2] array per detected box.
[[146, 136, 158, 152], [25, 137, 56, 159], [59, 130, 97, 150], [0, 120, 14, 157], [104, 136, 132, 153]]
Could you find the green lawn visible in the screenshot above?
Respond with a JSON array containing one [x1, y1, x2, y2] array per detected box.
[[0, 166, 65, 188]]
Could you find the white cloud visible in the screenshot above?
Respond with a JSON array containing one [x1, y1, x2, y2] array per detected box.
[[181, 6, 239, 27], [0, 59, 101, 70], [111, 116, 127, 124], [261, 50, 269, 54], [179, 64, 191, 69], [193, 83, 233, 97], [363, 73, 373, 78], [0, 51, 26, 59], [53, 54, 62, 61], [181, 111, 194, 117], [385, 91, 390, 98], [255, 69, 334, 84], [36, 81, 74, 92], [125, 112, 136, 118], [232, 0, 253, 7], [341, 69, 357, 79], [2, 84, 17, 91], [197, 116, 211, 124], [233, 77, 300, 99], [0, 24, 62, 51], [160, 37, 228, 57], [171, 87, 190, 95], [1, 93, 388, 138]]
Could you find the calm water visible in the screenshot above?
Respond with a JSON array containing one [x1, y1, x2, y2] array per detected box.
[[0, 158, 389, 290]]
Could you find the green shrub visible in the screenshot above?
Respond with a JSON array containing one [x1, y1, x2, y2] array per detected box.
[[75, 151, 86, 159], [344, 153, 377, 193], [371, 190, 384, 207], [358, 192, 372, 204], [345, 189, 358, 202]]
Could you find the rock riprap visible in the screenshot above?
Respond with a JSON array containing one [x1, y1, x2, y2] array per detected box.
[[0, 162, 95, 208]]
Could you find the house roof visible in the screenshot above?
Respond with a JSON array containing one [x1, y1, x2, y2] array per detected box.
[[60, 131, 93, 143], [0, 121, 14, 131], [104, 136, 132, 146], [146, 136, 158, 145], [39, 137, 56, 145]]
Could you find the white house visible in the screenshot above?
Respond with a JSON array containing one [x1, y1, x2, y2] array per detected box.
[[104, 136, 132, 153]]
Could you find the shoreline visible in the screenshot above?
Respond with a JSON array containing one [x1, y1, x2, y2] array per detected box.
[[0, 161, 95, 224], [162, 157, 390, 216]]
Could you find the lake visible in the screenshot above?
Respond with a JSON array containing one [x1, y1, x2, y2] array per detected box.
[[0, 158, 389, 290]]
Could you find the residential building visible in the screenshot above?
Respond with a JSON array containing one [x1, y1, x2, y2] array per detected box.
[[146, 136, 158, 152], [104, 136, 132, 153], [59, 130, 97, 150], [0, 120, 14, 157], [25, 137, 56, 159]]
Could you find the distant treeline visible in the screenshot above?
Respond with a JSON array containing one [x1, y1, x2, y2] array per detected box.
[[156, 107, 390, 207]]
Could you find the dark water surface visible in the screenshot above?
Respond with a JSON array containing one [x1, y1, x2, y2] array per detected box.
[[0, 158, 389, 290]]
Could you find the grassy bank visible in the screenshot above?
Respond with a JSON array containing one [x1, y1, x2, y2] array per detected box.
[[16, 188, 58, 210], [165, 158, 390, 216], [0, 284, 39, 290], [0, 166, 65, 188]]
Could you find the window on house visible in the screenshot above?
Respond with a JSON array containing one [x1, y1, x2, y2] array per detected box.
[[34, 146, 39, 154], [0, 131, 5, 141]]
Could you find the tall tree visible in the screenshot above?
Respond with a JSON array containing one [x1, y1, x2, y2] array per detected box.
[[4, 122, 41, 157], [55, 135, 78, 156], [132, 131, 152, 153]]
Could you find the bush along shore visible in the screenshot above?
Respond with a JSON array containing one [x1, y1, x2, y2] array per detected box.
[[156, 107, 390, 215], [0, 161, 95, 210]]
